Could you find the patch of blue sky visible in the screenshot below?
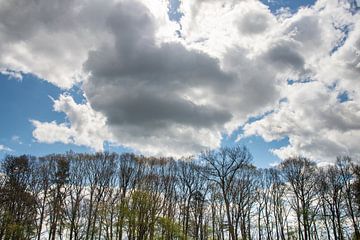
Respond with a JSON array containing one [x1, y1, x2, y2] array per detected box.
[[287, 78, 316, 85], [0, 73, 91, 157], [0, 73, 62, 141], [337, 91, 351, 103], [331, 25, 350, 55], [243, 135, 289, 168], [66, 83, 87, 104], [221, 128, 289, 168], [221, 118, 289, 168], [260, 0, 316, 14], [326, 82, 352, 103], [168, 0, 183, 22]]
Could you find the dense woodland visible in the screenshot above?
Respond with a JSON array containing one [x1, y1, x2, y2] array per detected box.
[[0, 146, 360, 240]]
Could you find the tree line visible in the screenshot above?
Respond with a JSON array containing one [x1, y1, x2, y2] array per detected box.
[[0, 146, 359, 240]]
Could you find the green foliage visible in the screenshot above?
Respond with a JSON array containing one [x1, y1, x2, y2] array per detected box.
[[156, 217, 184, 240], [0, 156, 38, 240]]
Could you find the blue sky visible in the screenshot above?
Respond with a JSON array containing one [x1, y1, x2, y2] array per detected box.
[[260, 0, 316, 13], [0, 72, 134, 158], [1, 0, 359, 166], [0, 74, 86, 157]]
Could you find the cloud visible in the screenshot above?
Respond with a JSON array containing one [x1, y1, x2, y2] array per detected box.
[[237, 11, 270, 35], [82, 1, 235, 156], [317, 18, 360, 95], [239, 0, 360, 163], [5, 0, 359, 162], [0, 0, 179, 89], [263, 40, 305, 73], [31, 94, 112, 151], [80, 0, 290, 156], [0, 69, 23, 81], [0, 144, 12, 152], [0, 0, 115, 88], [243, 81, 360, 162], [31, 120, 75, 145]]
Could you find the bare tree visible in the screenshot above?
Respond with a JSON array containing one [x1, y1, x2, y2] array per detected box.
[[47, 155, 70, 240], [336, 156, 360, 239], [200, 145, 252, 240], [1, 149, 360, 240], [280, 156, 318, 240]]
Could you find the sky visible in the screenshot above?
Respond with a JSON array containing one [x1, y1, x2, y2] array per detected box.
[[0, 0, 360, 167]]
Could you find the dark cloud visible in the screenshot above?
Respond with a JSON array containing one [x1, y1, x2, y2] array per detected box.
[[89, 89, 232, 128], [264, 41, 305, 72], [0, 0, 78, 40], [83, 1, 235, 154]]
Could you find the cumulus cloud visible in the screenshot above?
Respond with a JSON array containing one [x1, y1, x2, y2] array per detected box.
[[239, 0, 360, 163], [82, 1, 234, 156], [80, 0, 290, 156], [31, 94, 112, 151], [31, 120, 75, 145], [0, 0, 114, 88], [243, 81, 360, 162], [2, 0, 359, 161]]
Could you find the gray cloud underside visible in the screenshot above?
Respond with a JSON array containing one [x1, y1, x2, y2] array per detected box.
[[82, 1, 281, 155], [82, 2, 232, 151]]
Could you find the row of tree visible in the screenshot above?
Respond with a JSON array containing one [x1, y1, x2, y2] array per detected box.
[[0, 146, 359, 240]]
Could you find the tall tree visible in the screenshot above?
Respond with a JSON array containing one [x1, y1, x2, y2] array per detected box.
[[200, 146, 252, 240], [47, 155, 70, 240], [0, 155, 37, 240], [336, 156, 360, 239], [280, 157, 318, 240]]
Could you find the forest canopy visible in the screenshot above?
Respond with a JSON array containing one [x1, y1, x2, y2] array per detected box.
[[0, 146, 359, 240]]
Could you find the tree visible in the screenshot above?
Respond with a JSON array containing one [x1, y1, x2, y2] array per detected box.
[[318, 166, 345, 240], [280, 157, 318, 240], [66, 153, 87, 240], [354, 165, 360, 211], [0, 150, 359, 239], [177, 160, 207, 239], [336, 156, 360, 239], [0, 155, 37, 240], [200, 145, 252, 240], [47, 155, 70, 240]]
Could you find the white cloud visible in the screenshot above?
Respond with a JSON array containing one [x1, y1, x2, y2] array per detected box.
[[0, 144, 12, 152], [31, 94, 112, 151], [239, 0, 360, 163], [244, 81, 360, 162], [0, 69, 23, 80], [0, 0, 116, 88], [31, 120, 75, 145], [1, 0, 357, 162]]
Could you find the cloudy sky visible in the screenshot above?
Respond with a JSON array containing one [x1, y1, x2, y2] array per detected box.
[[0, 0, 359, 166]]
